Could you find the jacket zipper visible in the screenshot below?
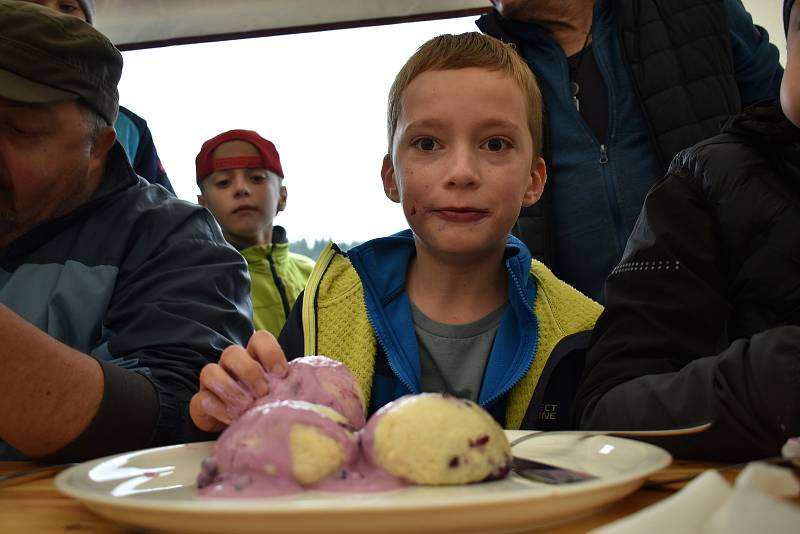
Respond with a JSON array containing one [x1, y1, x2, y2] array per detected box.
[[598, 142, 628, 247], [302, 242, 337, 354], [361, 292, 418, 396], [347, 246, 418, 395], [566, 36, 624, 254], [481, 261, 539, 408], [266, 252, 291, 320]]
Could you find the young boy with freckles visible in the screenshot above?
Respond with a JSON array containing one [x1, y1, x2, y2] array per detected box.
[[190, 32, 602, 433], [196, 130, 314, 338]]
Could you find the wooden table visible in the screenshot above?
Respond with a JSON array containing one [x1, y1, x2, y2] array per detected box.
[[1, 461, 798, 533]]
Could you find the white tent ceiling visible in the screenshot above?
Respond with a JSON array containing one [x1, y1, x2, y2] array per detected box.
[[95, 0, 491, 50]]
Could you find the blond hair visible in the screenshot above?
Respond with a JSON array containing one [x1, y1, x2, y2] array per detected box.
[[386, 32, 543, 159]]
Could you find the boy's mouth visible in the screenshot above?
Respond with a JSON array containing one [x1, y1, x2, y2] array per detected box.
[[432, 207, 489, 222], [233, 205, 259, 214]]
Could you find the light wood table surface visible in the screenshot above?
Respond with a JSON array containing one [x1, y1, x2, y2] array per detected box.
[[1, 460, 798, 533]]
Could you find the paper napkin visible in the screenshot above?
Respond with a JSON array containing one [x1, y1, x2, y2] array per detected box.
[[588, 463, 800, 534]]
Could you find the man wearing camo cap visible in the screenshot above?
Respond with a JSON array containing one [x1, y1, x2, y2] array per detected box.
[[0, 0, 253, 462], [20, 0, 176, 193]]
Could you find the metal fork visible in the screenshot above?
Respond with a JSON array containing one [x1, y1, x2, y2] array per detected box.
[[510, 423, 713, 485]]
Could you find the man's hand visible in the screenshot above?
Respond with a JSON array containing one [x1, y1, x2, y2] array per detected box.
[[190, 330, 289, 432]]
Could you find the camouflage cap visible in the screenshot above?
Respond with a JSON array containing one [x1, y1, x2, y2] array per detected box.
[[0, 0, 122, 124]]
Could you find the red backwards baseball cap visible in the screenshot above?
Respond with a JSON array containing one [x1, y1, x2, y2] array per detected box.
[[195, 129, 284, 184]]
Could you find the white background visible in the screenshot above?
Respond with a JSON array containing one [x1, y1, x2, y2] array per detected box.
[[117, 1, 784, 245], [119, 17, 477, 244]]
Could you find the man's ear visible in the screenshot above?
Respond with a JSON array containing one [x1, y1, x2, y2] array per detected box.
[[522, 156, 547, 207], [91, 126, 116, 159], [88, 126, 116, 175], [277, 186, 287, 214], [381, 154, 400, 203]]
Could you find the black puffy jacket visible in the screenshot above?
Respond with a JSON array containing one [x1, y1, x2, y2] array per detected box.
[[573, 103, 800, 461]]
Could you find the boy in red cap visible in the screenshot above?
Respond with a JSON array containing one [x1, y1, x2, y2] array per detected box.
[[196, 130, 314, 337]]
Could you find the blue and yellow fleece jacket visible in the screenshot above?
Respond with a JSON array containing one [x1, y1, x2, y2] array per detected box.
[[279, 230, 602, 429]]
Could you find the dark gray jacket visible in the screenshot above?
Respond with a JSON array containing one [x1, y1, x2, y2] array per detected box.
[[0, 143, 253, 461], [479, 0, 780, 300]]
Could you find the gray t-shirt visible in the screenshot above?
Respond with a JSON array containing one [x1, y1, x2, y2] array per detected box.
[[411, 301, 507, 402]]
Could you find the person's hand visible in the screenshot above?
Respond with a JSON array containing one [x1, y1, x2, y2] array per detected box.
[[190, 330, 288, 432]]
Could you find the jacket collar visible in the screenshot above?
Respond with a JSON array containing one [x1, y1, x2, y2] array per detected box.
[[476, 9, 550, 47], [238, 226, 290, 264], [346, 229, 535, 302], [346, 229, 539, 407], [476, 1, 612, 47], [720, 101, 800, 182], [88, 142, 140, 205]]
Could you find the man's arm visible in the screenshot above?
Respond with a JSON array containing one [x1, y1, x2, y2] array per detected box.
[[725, 0, 784, 104], [0, 305, 104, 457], [1, 206, 253, 462], [573, 147, 800, 460], [90, 210, 253, 453], [581, 326, 800, 461]]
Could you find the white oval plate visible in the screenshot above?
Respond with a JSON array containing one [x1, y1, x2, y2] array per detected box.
[[55, 431, 671, 534]]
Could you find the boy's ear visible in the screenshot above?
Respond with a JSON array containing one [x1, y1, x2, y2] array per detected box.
[[276, 186, 287, 214], [522, 157, 547, 208], [197, 194, 206, 207], [381, 154, 400, 203]]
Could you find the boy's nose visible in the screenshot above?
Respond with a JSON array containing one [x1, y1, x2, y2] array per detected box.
[[233, 180, 251, 196], [445, 148, 480, 188]]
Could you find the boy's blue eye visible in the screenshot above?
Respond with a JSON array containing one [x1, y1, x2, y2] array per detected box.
[[483, 138, 510, 151], [414, 137, 439, 151], [250, 175, 267, 183]]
